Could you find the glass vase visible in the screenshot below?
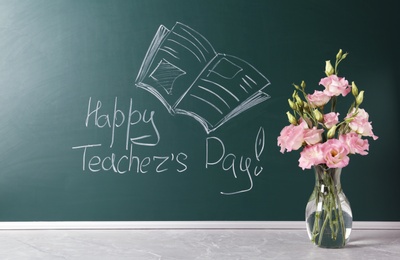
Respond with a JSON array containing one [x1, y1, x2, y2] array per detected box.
[[305, 165, 353, 248]]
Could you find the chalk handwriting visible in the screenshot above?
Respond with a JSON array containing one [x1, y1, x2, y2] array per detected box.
[[205, 127, 265, 195], [73, 96, 267, 195], [85, 97, 160, 149], [74, 97, 188, 174], [72, 143, 188, 174]]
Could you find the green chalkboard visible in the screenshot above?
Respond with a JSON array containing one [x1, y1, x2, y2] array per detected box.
[[0, 0, 398, 221]]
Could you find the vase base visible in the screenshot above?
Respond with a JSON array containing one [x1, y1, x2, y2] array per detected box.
[[306, 211, 352, 248]]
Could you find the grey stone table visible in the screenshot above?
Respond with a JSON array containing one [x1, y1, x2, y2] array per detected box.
[[0, 226, 399, 259]]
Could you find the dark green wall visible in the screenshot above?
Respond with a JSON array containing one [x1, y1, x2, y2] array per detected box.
[[0, 0, 398, 221]]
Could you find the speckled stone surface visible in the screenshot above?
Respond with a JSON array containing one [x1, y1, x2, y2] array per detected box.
[[0, 229, 399, 259]]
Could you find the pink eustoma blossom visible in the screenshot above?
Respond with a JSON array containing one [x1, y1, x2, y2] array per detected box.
[[320, 139, 350, 168], [307, 90, 331, 108], [277, 123, 305, 153], [339, 132, 369, 155], [303, 127, 324, 145], [324, 112, 339, 129], [319, 75, 351, 97], [298, 144, 324, 170], [346, 108, 378, 140]]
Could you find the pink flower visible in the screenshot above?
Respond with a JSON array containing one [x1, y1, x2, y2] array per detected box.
[[277, 123, 305, 153], [345, 108, 378, 140], [307, 90, 331, 108], [298, 144, 324, 170], [319, 75, 351, 97], [303, 127, 324, 145], [323, 112, 339, 129], [339, 133, 369, 155], [320, 139, 350, 168]]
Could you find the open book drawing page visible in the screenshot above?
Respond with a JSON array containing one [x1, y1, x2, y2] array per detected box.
[[136, 22, 271, 133]]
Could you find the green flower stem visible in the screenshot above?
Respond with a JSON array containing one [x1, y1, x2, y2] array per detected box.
[[312, 168, 346, 247], [334, 180, 346, 246], [311, 190, 320, 243], [327, 174, 338, 240]]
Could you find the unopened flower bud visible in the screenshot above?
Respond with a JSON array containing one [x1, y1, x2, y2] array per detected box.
[[351, 81, 359, 97], [301, 80, 306, 89], [286, 111, 297, 125], [295, 93, 302, 104], [336, 49, 343, 60], [341, 52, 348, 60], [292, 90, 297, 99], [296, 100, 303, 111], [293, 83, 300, 90], [325, 60, 335, 76], [312, 109, 323, 122], [327, 125, 337, 139], [288, 99, 297, 110], [356, 90, 364, 106]]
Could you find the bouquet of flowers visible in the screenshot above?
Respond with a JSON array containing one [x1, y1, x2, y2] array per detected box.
[[277, 49, 378, 169], [277, 49, 378, 248]]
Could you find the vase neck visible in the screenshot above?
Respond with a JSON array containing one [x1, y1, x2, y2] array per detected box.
[[314, 165, 342, 192]]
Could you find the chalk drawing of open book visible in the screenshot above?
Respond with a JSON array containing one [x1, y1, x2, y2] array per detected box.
[[136, 22, 271, 134]]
